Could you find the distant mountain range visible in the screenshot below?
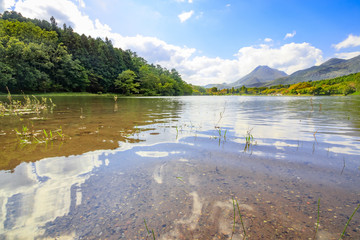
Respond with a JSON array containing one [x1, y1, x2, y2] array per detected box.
[[266, 55, 360, 86], [204, 54, 360, 89]]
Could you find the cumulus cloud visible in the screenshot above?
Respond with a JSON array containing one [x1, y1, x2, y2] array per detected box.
[[333, 34, 360, 50], [284, 31, 296, 39], [11, 0, 112, 38], [0, 0, 16, 12], [335, 51, 360, 59], [174, 42, 323, 85], [235, 42, 323, 74], [178, 10, 194, 23], [77, 0, 85, 8], [109, 33, 196, 64]]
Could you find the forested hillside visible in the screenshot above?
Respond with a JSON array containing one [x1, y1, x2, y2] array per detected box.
[[0, 11, 192, 95], [204, 72, 360, 96]]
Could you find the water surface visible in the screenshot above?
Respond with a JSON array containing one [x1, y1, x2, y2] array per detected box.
[[0, 96, 359, 239]]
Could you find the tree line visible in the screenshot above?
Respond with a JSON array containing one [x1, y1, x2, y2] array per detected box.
[[0, 11, 192, 95], [202, 73, 360, 96]]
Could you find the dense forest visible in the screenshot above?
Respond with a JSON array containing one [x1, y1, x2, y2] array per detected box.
[[0, 11, 192, 95], [202, 72, 360, 96]]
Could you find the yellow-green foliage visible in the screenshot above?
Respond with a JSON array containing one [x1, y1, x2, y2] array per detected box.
[[202, 72, 360, 96]]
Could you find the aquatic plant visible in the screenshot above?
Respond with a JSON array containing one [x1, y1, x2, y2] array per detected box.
[[314, 198, 320, 239], [15, 125, 66, 144], [176, 176, 185, 183], [231, 197, 247, 240], [339, 203, 360, 239], [313, 129, 318, 142], [1, 88, 55, 116], [113, 95, 118, 102], [144, 219, 156, 240], [244, 128, 254, 152]]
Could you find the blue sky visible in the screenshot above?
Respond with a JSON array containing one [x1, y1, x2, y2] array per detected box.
[[1, 0, 360, 85]]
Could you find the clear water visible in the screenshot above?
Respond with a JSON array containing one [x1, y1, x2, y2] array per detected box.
[[0, 95, 359, 239]]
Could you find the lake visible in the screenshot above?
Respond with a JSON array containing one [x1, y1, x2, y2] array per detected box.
[[0, 95, 359, 239]]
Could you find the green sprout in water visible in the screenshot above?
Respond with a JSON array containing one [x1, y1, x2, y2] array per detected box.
[[244, 128, 254, 152], [231, 197, 247, 240], [144, 219, 156, 240], [314, 198, 320, 239], [15, 125, 66, 144], [339, 203, 360, 239], [176, 176, 185, 183]]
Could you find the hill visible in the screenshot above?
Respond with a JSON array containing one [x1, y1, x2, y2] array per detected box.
[[0, 11, 192, 95], [268, 55, 360, 86]]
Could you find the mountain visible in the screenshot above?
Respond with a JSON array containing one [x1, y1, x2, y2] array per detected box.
[[203, 83, 229, 90], [268, 55, 360, 86], [229, 66, 288, 88]]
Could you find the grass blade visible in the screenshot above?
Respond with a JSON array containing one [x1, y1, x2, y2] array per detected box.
[[235, 199, 247, 239], [339, 203, 360, 239], [43, 129, 48, 138], [314, 198, 320, 240], [231, 198, 236, 240], [151, 229, 156, 240]]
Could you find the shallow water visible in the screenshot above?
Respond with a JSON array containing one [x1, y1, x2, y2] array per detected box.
[[0, 95, 359, 239]]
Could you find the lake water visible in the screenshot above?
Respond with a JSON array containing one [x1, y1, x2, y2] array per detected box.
[[0, 95, 359, 239]]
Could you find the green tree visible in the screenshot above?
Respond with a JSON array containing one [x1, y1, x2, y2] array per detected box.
[[115, 70, 140, 95]]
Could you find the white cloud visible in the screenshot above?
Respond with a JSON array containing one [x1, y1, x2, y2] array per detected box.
[[335, 51, 360, 59], [333, 34, 360, 50], [77, 0, 85, 8], [226, 4, 231, 7], [109, 33, 196, 64], [0, 0, 16, 12], [12, 0, 111, 37], [264, 38, 273, 43], [178, 10, 194, 23], [235, 42, 323, 75], [284, 31, 296, 39], [174, 42, 323, 85]]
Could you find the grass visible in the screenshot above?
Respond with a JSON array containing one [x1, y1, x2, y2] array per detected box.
[[0, 88, 56, 116], [314, 198, 320, 239], [15, 125, 65, 144], [144, 219, 156, 240], [339, 203, 360, 239], [231, 197, 247, 240]]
